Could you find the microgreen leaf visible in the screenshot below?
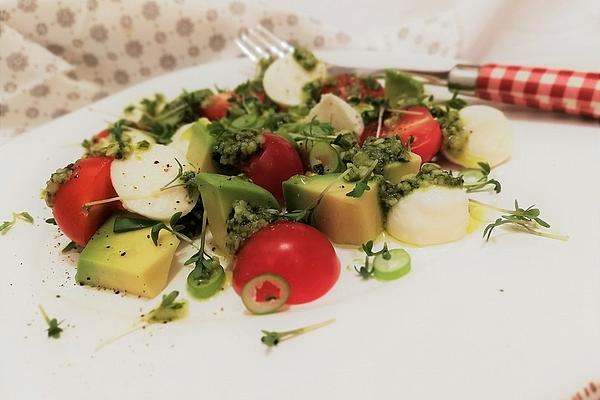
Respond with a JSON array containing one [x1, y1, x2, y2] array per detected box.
[[39, 305, 63, 339], [345, 161, 378, 198], [160, 158, 184, 191], [113, 216, 157, 233], [471, 199, 569, 242], [61, 241, 80, 253], [462, 162, 502, 194], [143, 290, 188, 323], [354, 241, 392, 280], [260, 319, 335, 348], [150, 222, 168, 246], [1, 211, 34, 235]]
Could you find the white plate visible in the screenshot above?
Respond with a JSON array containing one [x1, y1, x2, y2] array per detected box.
[[1, 54, 599, 400]]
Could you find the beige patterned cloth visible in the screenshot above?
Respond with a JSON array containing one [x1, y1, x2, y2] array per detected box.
[[0, 0, 458, 144]]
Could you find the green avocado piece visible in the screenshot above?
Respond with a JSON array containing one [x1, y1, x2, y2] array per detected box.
[[283, 174, 384, 245], [383, 152, 421, 184], [186, 118, 217, 172], [196, 173, 279, 252], [76, 215, 179, 298]]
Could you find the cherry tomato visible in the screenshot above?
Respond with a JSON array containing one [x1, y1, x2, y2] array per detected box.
[[360, 106, 442, 162], [93, 129, 109, 142], [321, 73, 384, 101], [241, 133, 304, 204], [358, 121, 379, 145], [52, 157, 118, 246], [233, 222, 340, 305], [200, 92, 232, 121]]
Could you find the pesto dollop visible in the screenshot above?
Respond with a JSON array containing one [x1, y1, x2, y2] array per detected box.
[[211, 124, 262, 166], [293, 47, 318, 71], [379, 163, 464, 209], [436, 107, 468, 155], [82, 130, 133, 159], [42, 163, 75, 207], [225, 200, 278, 253], [351, 136, 411, 175]]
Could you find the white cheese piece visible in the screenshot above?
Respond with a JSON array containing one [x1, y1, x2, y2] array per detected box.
[[262, 53, 327, 107], [443, 105, 513, 168], [111, 144, 198, 221], [386, 186, 469, 246], [307, 93, 364, 137]]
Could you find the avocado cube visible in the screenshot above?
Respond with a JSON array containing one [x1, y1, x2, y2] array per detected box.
[[383, 152, 421, 184], [283, 174, 384, 245], [196, 173, 279, 252], [76, 215, 179, 298], [186, 118, 218, 173]]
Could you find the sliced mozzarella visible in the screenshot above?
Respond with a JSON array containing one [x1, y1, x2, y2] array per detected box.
[[169, 123, 195, 155], [307, 93, 364, 136], [111, 144, 198, 221], [263, 53, 327, 107], [386, 186, 469, 246], [442, 105, 512, 168]]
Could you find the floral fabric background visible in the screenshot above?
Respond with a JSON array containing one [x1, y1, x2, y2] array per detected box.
[[0, 0, 458, 144]]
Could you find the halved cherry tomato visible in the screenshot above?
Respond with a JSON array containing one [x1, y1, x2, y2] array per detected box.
[[200, 92, 232, 121], [321, 73, 384, 101], [360, 106, 442, 163], [241, 133, 304, 204], [93, 129, 109, 142], [52, 157, 118, 245], [233, 222, 340, 305]]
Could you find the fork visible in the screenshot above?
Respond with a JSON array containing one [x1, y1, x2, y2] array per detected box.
[[236, 25, 600, 119]]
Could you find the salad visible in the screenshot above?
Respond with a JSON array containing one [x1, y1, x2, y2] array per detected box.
[[40, 48, 565, 321]]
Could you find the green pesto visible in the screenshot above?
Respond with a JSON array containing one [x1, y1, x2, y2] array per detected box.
[[211, 125, 261, 166], [292, 47, 318, 71], [225, 200, 278, 253], [42, 163, 75, 207], [438, 107, 468, 155], [379, 163, 464, 209], [350, 136, 411, 175]]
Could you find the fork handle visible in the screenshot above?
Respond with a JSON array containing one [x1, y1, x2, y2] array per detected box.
[[448, 64, 600, 119]]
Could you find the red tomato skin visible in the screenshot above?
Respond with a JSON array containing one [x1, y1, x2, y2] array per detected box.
[[379, 106, 442, 162], [93, 129, 109, 142], [358, 121, 379, 145], [201, 92, 231, 121], [241, 133, 304, 204], [233, 222, 340, 305], [52, 157, 118, 246]]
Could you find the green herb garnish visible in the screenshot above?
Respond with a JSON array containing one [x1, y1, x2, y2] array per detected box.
[[345, 160, 378, 198], [1, 212, 34, 235], [113, 216, 157, 233], [462, 162, 501, 193], [470, 199, 569, 241], [261, 319, 335, 348], [142, 290, 188, 323], [39, 305, 64, 339], [45, 218, 57, 225], [353, 240, 392, 279], [61, 241, 80, 253]]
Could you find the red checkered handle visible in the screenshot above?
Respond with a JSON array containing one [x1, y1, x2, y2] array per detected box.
[[474, 64, 600, 119]]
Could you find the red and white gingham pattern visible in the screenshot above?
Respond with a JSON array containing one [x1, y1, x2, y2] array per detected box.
[[475, 64, 600, 119]]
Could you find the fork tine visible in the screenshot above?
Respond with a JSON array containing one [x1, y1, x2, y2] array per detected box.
[[254, 25, 294, 54], [245, 28, 287, 59], [234, 37, 260, 62], [236, 32, 271, 61]]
